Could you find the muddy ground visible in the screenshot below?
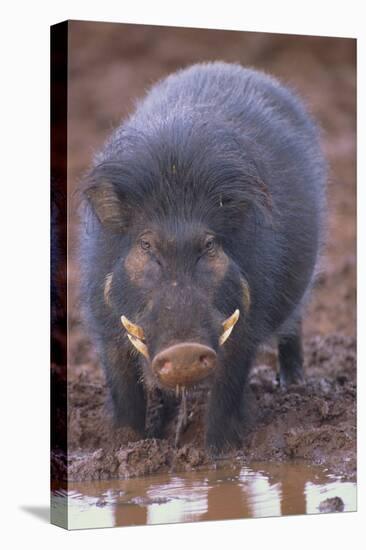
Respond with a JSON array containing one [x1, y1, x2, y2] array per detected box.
[[51, 22, 356, 483]]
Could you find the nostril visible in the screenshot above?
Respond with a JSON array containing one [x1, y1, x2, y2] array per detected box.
[[199, 354, 210, 367], [159, 360, 173, 374]]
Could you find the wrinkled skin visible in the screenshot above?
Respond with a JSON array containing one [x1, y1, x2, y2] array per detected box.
[[80, 62, 326, 454]]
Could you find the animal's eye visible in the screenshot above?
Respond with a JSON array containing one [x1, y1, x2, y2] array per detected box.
[[204, 236, 216, 255], [140, 238, 151, 251]]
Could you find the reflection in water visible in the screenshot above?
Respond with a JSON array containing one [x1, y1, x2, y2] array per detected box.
[[51, 461, 357, 530]]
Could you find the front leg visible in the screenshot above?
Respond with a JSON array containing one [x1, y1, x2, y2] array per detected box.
[[145, 387, 178, 439], [100, 338, 147, 435], [278, 320, 304, 387], [205, 348, 254, 455]]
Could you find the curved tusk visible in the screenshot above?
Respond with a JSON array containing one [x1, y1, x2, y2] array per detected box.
[[219, 309, 240, 346], [127, 334, 150, 359], [121, 315, 145, 341]]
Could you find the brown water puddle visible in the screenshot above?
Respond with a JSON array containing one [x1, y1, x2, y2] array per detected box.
[[51, 461, 356, 530]]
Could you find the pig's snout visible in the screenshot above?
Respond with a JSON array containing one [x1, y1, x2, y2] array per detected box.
[[152, 343, 217, 388]]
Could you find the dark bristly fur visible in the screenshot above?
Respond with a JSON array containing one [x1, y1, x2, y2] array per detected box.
[[80, 62, 326, 454]]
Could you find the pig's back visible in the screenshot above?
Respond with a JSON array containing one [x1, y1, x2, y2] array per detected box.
[[129, 62, 325, 209], [132, 62, 318, 144], [133, 61, 325, 230]]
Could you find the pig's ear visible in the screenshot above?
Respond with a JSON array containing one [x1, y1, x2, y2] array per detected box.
[[84, 180, 130, 230]]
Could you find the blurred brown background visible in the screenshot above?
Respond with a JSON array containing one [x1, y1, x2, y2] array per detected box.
[[67, 20, 356, 339]]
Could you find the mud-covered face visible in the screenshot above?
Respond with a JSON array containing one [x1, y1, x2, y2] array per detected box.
[[111, 222, 248, 390]]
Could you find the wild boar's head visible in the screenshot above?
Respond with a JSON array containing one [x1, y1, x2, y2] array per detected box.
[[83, 125, 271, 391]]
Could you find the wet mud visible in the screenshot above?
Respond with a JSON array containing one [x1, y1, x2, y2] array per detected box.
[[51, 24, 356, 486], [52, 332, 356, 483]]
